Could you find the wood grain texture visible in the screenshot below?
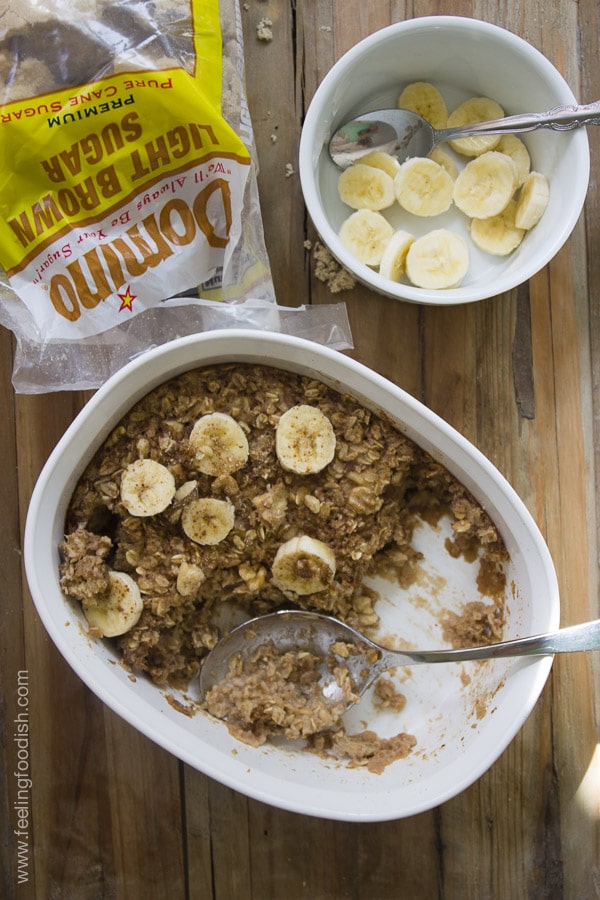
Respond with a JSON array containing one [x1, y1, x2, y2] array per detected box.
[[1, 2, 599, 898]]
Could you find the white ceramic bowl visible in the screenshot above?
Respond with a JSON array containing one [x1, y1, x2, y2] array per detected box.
[[299, 16, 590, 305], [24, 330, 559, 821]]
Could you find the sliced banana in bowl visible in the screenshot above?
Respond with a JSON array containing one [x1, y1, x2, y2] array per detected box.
[[331, 89, 553, 293], [299, 16, 590, 306], [394, 157, 454, 217], [405, 229, 469, 289]]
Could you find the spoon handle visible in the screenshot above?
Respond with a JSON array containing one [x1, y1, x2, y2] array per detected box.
[[386, 618, 600, 665], [438, 100, 600, 141]]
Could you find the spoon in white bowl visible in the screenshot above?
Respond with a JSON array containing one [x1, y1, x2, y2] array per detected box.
[[328, 101, 600, 169], [199, 609, 600, 712]]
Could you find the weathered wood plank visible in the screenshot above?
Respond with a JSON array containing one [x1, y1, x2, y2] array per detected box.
[[2, 1, 599, 897]]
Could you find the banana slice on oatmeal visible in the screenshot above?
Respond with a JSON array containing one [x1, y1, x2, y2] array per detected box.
[[276, 405, 336, 475], [120, 458, 176, 517], [82, 571, 143, 637], [271, 535, 336, 595], [181, 497, 236, 545], [189, 412, 249, 476]]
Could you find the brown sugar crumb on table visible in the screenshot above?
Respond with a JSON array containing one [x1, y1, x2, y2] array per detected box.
[[311, 240, 357, 293], [256, 17, 273, 41]]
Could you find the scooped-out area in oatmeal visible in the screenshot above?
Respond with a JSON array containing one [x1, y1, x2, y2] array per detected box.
[[59, 363, 508, 772]]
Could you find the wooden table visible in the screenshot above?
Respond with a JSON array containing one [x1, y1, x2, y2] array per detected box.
[[2, 3, 599, 897]]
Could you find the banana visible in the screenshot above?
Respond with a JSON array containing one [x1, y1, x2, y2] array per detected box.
[[358, 150, 401, 178], [189, 412, 249, 476], [405, 229, 469, 290], [337, 162, 396, 210], [453, 151, 518, 219], [83, 570, 143, 638], [275, 404, 336, 474], [176, 560, 205, 596], [447, 96, 505, 157], [495, 134, 531, 187], [470, 199, 525, 256], [181, 497, 235, 545], [515, 171, 549, 229], [120, 458, 176, 517], [393, 157, 454, 217], [338, 209, 394, 266], [428, 147, 458, 180], [271, 535, 336, 595], [379, 229, 415, 281], [397, 81, 448, 129]]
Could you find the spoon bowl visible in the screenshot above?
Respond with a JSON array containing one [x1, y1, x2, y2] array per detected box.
[[329, 101, 600, 168], [200, 609, 600, 713]]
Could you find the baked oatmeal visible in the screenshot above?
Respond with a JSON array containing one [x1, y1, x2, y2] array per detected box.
[[58, 362, 509, 767], [203, 640, 360, 747]]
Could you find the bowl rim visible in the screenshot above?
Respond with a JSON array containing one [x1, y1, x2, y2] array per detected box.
[[299, 15, 590, 305], [24, 329, 560, 820]]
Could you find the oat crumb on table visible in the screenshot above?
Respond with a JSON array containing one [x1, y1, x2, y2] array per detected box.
[[256, 17, 273, 41], [312, 240, 357, 293]]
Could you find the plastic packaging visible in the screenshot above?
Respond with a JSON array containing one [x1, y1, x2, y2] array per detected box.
[[0, 0, 286, 391]]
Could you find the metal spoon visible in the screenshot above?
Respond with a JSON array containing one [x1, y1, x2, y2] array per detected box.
[[328, 101, 600, 168], [199, 609, 600, 711]]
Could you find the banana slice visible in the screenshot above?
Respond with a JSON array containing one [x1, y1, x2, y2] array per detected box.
[[453, 151, 518, 219], [515, 172, 549, 229], [405, 229, 469, 290], [470, 199, 525, 256], [397, 81, 448, 129], [428, 147, 459, 180], [83, 571, 143, 638], [447, 97, 505, 157], [120, 458, 176, 517], [495, 134, 531, 187], [189, 412, 249, 476], [394, 157, 454, 217], [176, 560, 205, 596], [337, 163, 396, 210], [271, 535, 336, 595], [338, 209, 394, 266], [358, 150, 401, 178], [379, 229, 415, 281], [181, 497, 235, 545], [276, 404, 336, 474]]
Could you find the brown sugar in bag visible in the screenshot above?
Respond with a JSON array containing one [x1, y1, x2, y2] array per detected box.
[[0, 0, 275, 391]]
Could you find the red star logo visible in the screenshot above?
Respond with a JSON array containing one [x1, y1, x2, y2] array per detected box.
[[118, 286, 136, 312]]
